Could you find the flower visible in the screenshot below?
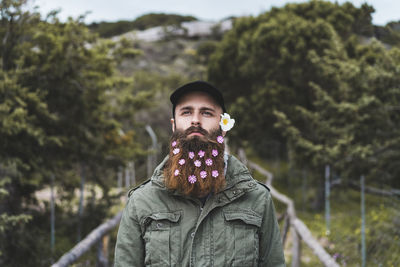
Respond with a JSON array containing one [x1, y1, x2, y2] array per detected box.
[[200, 171, 207, 179], [174, 169, 180, 176], [171, 141, 177, 147], [194, 160, 201, 167], [188, 151, 195, 159], [188, 175, 197, 184], [220, 113, 235, 131], [217, 136, 224, 144], [178, 159, 185, 165], [198, 150, 205, 158], [205, 158, 213, 166], [173, 148, 180, 155], [212, 149, 218, 157], [212, 170, 219, 178]]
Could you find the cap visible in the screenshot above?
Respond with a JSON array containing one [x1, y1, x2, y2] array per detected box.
[[170, 81, 226, 117]]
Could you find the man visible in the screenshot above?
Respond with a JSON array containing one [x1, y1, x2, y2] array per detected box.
[[115, 81, 285, 266]]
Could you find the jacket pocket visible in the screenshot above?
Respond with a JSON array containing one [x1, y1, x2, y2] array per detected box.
[[223, 210, 262, 267], [142, 211, 181, 267]]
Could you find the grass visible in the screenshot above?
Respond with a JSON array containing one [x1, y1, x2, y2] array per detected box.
[[245, 153, 400, 266]]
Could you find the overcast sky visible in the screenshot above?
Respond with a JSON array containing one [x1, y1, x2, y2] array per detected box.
[[32, 0, 399, 26]]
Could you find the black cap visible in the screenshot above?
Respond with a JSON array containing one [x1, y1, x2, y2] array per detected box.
[[170, 81, 226, 117]]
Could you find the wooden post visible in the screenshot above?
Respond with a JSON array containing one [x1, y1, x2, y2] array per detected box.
[[291, 226, 301, 267], [50, 173, 55, 261], [77, 163, 85, 242], [302, 169, 307, 212], [237, 148, 248, 166], [282, 213, 290, 247], [97, 235, 109, 267], [124, 167, 130, 188], [117, 167, 122, 189], [361, 175, 366, 267], [145, 125, 158, 178], [130, 161, 136, 186], [325, 165, 331, 235]]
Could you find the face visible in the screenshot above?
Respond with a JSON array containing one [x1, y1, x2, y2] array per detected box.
[[172, 91, 224, 137]]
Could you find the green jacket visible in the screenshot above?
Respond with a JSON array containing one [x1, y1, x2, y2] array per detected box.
[[115, 155, 285, 266]]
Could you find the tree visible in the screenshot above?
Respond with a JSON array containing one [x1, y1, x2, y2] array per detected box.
[[0, 1, 153, 265], [207, 0, 400, 210]]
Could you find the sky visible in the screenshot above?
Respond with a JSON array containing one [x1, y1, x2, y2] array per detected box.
[[32, 0, 399, 26]]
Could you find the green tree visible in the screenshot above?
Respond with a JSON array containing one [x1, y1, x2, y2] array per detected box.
[[208, 1, 375, 157], [0, 1, 153, 265], [275, 39, 400, 185]]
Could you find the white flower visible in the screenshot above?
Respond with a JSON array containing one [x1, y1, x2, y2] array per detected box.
[[220, 113, 235, 131]]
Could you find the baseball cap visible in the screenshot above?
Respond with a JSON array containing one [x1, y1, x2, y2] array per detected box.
[[170, 81, 226, 117]]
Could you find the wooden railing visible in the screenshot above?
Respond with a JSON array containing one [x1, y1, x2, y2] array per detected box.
[[238, 148, 340, 267], [51, 212, 122, 267]]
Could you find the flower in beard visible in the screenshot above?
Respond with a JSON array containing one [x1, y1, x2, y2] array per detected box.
[[217, 136, 224, 144], [188, 175, 197, 184], [164, 127, 226, 198], [198, 150, 205, 158], [212, 170, 219, 178], [178, 159, 185, 165], [173, 148, 180, 155], [205, 158, 213, 166], [212, 149, 218, 157], [171, 141, 177, 147], [188, 151, 195, 159], [200, 171, 207, 179], [194, 160, 201, 167], [174, 169, 180, 176]]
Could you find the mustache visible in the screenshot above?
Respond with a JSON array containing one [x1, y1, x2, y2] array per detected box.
[[184, 126, 208, 136]]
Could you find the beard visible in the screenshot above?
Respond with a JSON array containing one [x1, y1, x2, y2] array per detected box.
[[163, 126, 226, 198]]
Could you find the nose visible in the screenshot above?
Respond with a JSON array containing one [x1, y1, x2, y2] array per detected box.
[[191, 111, 201, 127]]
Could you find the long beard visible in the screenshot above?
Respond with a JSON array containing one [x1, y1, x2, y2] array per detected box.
[[163, 127, 226, 198]]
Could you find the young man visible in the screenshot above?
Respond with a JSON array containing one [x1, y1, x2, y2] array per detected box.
[[114, 81, 285, 266]]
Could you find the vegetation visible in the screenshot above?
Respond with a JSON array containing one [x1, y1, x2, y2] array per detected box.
[[88, 13, 197, 38], [208, 1, 400, 264], [208, 0, 400, 205], [0, 0, 152, 265], [1, 0, 399, 266]]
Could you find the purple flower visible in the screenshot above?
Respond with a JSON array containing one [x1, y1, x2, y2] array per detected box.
[[171, 141, 177, 147], [188, 151, 195, 159], [217, 136, 224, 144], [194, 160, 201, 167], [174, 169, 180, 176], [188, 175, 197, 184], [212, 170, 219, 178], [205, 158, 213, 166], [178, 159, 185, 165], [200, 171, 207, 179], [198, 150, 205, 158], [212, 149, 218, 157], [173, 148, 180, 155]]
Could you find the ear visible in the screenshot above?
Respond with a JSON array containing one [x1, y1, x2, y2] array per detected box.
[[171, 118, 175, 132], [222, 130, 226, 137]]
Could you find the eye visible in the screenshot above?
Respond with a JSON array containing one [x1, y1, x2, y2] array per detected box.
[[202, 111, 213, 117], [181, 110, 191, 115]]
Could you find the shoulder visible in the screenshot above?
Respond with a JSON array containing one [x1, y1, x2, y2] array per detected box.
[[226, 154, 270, 192], [255, 180, 270, 192], [127, 179, 151, 197], [226, 154, 250, 174]]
